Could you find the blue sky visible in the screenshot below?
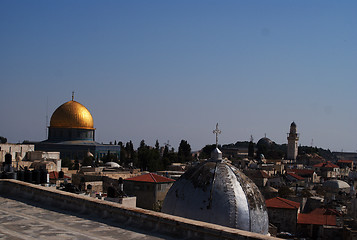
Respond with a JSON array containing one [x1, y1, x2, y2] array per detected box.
[[1, 1, 357, 152]]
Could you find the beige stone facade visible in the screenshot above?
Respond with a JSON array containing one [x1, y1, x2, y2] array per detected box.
[[0, 143, 35, 163]]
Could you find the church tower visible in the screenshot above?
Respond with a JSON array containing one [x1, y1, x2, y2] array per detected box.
[[287, 122, 299, 161]]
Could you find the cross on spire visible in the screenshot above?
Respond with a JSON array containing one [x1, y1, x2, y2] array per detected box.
[[72, 91, 75, 101], [213, 123, 221, 147]]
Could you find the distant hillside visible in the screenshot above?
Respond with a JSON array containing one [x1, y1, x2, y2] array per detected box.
[[222, 141, 251, 148], [298, 146, 336, 161]]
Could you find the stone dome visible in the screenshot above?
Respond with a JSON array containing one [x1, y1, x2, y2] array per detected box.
[[257, 137, 274, 148], [50, 100, 94, 129], [323, 180, 350, 193], [105, 162, 121, 168], [162, 155, 269, 234]]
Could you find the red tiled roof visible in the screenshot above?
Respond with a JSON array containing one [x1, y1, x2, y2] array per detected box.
[[298, 213, 336, 226], [286, 172, 305, 180], [313, 161, 339, 168], [289, 169, 315, 176], [124, 173, 175, 183], [49, 171, 70, 180], [266, 197, 300, 209], [338, 160, 353, 163], [310, 208, 342, 216]]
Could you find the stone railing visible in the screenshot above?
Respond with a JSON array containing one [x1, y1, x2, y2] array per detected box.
[[0, 179, 280, 240]]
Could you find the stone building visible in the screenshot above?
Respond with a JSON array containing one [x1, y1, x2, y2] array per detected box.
[[313, 161, 340, 180], [287, 168, 318, 183], [27, 151, 61, 172], [286, 172, 306, 186], [265, 197, 301, 234], [337, 160, 353, 178], [297, 211, 339, 239], [124, 173, 175, 210], [0, 143, 35, 165], [322, 179, 350, 202], [243, 169, 270, 188]]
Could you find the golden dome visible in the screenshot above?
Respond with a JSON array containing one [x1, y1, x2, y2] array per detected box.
[[50, 100, 94, 129]]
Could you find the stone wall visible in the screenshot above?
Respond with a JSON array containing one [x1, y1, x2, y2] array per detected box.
[[0, 179, 280, 240], [267, 208, 298, 234]]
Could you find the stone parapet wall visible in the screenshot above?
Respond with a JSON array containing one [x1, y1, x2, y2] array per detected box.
[[0, 179, 280, 240]]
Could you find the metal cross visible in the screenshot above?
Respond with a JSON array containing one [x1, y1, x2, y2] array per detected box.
[[72, 91, 75, 101], [213, 123, 221, 147]]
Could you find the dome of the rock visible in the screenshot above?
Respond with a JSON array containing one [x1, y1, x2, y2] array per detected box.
[[47, 99, 95, 142], [50, 100, 94, 129], [35, 95, 120, 162]]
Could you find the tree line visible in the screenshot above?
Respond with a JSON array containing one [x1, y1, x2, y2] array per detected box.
[[73, 139, 194, 172]]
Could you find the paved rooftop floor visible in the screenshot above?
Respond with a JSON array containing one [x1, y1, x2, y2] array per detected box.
[[0, 195, 175, 240]]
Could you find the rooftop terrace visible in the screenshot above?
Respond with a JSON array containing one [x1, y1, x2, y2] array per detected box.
[[0, 179, 280, 240]]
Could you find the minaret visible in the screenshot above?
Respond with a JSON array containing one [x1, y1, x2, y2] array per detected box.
[[287, 122, 299, 161]]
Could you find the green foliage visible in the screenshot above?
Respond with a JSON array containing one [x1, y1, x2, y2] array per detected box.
[[299, 146, 319, 155], [256, 142, 285, 160], [101, 150, 119, 163], [137, 140, 162, 171], [177, 140, 192, 163], [113, 139, 185, 171], [199, 144, 217, 159], [74, 158, 80, 170], [153, 200, 163, 212], [62, 157, 74, 170], [0, 136, 7, 144], [162, 145, 177, 169], [155, 140, 160, 150], [115, 140, 138, 167], [82, 156, 94, 166], [298, 146, 336, 161], [248, 141, 255, 159]]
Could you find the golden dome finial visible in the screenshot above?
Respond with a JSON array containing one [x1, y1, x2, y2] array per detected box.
[[72, 91, 74, 101]]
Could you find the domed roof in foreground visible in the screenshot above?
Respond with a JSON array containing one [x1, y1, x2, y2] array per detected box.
[[50, 100, 94, 129], [162, 150, 269, 234]]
